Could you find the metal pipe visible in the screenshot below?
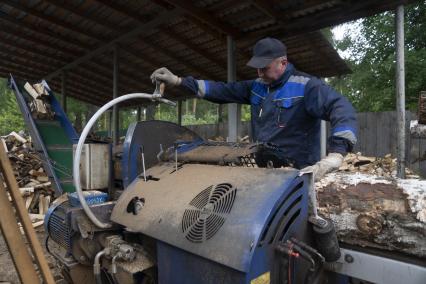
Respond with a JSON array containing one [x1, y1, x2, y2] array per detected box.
[[227, 35, 239, 142], [141, 145, 147, 182], [320, 120, 326, 158], [395, 5, 406, 178], [111, 255, 119, 275], [74, 93, 174, 228], [94, 249, 108, 284], [113, 44, 119, 146]]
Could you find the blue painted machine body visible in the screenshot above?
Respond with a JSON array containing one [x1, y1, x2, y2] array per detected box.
[[112, 162, 311, 284], [44, 121, 315, 283]]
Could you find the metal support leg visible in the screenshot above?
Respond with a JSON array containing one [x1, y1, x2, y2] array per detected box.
[[177, 100, 183, 125], [146, 104, 156, 120], [395, 5, 406, 178], [108, 110, 113, 137], [227, 35, 239, 142], [137, 106, 142, 122], [325, 248, 426, 284], [113, 45, 119, 145]]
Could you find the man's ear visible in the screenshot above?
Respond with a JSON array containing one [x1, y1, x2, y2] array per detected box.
[[281, 58, 288, 71]]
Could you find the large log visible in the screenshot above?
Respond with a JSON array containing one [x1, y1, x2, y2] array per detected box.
[[317, 172, 426, 258]]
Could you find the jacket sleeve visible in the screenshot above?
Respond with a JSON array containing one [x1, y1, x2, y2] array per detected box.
[[180, 76, 253, 104], [304, 78, 358, 155]]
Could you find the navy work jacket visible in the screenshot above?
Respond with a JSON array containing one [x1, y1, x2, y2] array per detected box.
[[181, 63, 357, 169]]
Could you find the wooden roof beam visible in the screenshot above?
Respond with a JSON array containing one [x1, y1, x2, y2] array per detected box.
[[162, 0, 241, 38], [151, 2, 254, 67], [93, 1, 250, 79], [57, 0, 225, 80], [0, 60, 112, 101], [42, 0, 127, 33], [246, 0, 412, 38], [0, 10, 90, 50], [2, 0, 104, 42], [44, 8, 182, 79], [0, 68, 104, 106], [0, 39, 135, 92], [0, 39, 162, 99]]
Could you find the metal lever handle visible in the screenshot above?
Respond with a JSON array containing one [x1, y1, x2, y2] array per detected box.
[[154, 81, 165, 96], [153, 81, 177, 106]]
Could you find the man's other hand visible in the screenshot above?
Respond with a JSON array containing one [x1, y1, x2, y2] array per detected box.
[[300, 153, 344, 181]]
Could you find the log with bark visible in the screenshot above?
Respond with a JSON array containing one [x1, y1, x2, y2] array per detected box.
[[317, 171, 426, 259]]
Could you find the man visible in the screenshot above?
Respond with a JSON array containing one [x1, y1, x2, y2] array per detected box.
[[150, 37, 357, 180]]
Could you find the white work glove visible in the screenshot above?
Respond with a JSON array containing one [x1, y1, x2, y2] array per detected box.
[[300, 153, 344, 181], [150, 67, 181, 87]]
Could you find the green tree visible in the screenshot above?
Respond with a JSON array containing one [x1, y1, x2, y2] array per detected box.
[[0, 78, 25, 135], [329, 1, 426, 112]]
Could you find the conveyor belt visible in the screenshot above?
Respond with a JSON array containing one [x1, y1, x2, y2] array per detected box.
[[9, 75, 78, 194]]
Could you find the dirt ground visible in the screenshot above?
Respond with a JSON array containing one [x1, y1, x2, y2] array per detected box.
[[0, 227, 62, 283]]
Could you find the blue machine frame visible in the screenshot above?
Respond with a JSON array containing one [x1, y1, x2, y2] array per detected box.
[[112, 163, 310, 284], [121, 120, 202, 188]]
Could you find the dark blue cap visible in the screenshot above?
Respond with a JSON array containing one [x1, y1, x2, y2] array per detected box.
[[246, 37, 287, 68]]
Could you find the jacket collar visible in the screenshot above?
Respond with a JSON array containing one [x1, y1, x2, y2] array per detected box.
[[269, 62, 294, 89]]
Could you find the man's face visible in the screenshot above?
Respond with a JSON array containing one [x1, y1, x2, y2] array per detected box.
[[257, 57, 287, 84]]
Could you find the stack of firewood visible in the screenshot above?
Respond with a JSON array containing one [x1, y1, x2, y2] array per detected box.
[[23, 82, 54, 119], [1, 131, 53, 228], [339, 152, 417, 178]]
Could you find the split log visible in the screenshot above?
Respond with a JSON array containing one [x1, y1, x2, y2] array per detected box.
[[24, 82, 41, 99], [32, 83, 49, 97], [317, 172, 426, 258], [0, 138, 7, 153], [410, 120, 426, 138]]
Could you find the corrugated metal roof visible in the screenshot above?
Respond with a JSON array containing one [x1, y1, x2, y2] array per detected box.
[[0, 0, 414, 106]]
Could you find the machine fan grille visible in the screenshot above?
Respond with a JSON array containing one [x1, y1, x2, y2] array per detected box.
[[182, 183, 236, 243]]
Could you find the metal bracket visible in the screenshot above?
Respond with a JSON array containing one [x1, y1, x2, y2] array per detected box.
[[325, 248, 426, 284]]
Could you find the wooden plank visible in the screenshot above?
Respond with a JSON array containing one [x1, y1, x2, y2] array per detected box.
[[358, 112, 367, 154], [408, 137, 420, 174], [0, 143, 55, 284], [0, 180, 39, 283], [363, 112, 376, 155], [405, 111, 414, 162], [375, 112, 387, 157]]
